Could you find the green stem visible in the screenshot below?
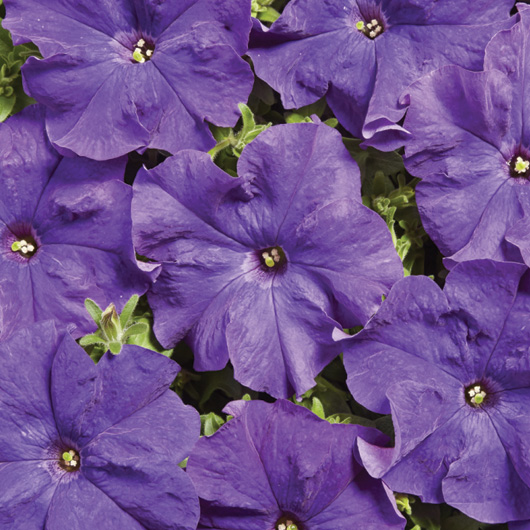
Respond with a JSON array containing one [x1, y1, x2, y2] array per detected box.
[[208, 137, 234, 160]]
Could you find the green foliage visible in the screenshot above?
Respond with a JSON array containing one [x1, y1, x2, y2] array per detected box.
[[251, 0, 281, 23], [79, 295, 155, 360], [284, 98, 337, 128], [363, 171, 427, 276], [343, 138, 405, 192], [200, 412, 226, 437], [0, 19, 39, 121], [209, 103, 272, 174]]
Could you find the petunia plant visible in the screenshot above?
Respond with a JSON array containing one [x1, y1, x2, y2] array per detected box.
[[342, 259, 530, 525], [248, 0, 515, 149], [403, 4, 530, 268], [3, 0, 255, 160], [187, 399, 406, 529], [133, 121, 403, 398], [0, 105, 151, 341], [0, 321, 200, 529]]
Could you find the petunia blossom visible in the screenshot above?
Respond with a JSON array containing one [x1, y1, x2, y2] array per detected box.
[[403, 4, 530, 267], [0, 105, 151, 341], [0, 321, 200, 529], [342, 259, 530, 524], [248, 0, 514, 150], [187, 399, 405, 530], [3, 0, 254, 160], [132, 122, 402, 398]]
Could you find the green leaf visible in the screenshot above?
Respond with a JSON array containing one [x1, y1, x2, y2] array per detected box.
[[322, 117, 338, 128], [440, 514, 481, 530], [109, 341, 122, 355], [125, 312, 173, 357], [0, 93, 15, 122], [257, 6, 280, 23], [409, 500, 441, 530], [343, 138, 404, 194], [119, 294, 139, 328], [78, 334, 106, 347], [311, 396, 326, 419], [122, 322, 149, 340], [200, 412, 225, 437], [197, 366, 243, 407], [84, 298, 103, 324]]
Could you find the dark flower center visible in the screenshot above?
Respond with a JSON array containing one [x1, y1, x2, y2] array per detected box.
[[10, 234, 38, 258], [509, 153, 530, 178], [132, 38, 155, 63], [58, 448, 81, 472], [464, 383, 488, 408], [355, 3, 387, 39], [276, 515, 303, 530], [258, 245, 287, 272], [356, 17, 384, 39]]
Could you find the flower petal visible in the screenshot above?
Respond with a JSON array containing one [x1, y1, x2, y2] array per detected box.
[[343, 276, 469, 413], [0, 322, 59, 460], [45, 476, 145, 529], [65, 346, 180, 447], [286, 197, 402, 326], [0, 461, 57, 527]]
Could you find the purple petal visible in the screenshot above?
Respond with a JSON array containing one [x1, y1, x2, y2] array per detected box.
[[248, 401, 364, 519], [50, 334, 97, 445], [189, 400, 401, 528], [233, 123, 361, 243], [0, 322, 59, 460], [187, 403, 279, 516], [133, 150, 250, 255], [68, 346, 180, 447], [442, 410, 530, 523], [360, 381, 467, 504], [84, 391, 200, 465], [3, 0, 136, 54], [0, 461, 57, 527], [139, 0, 252, 55], [443, 260, 525, 375], [0, 258, 34, 341], [32, 156, 129, 248], [286, 197, 402, 326], [381, 0, 514, 25], [404, 66, 517, 256], [485, 6, 530, 147], [225, 267, 342, 397], [249, 0, 368, 110], [481, 271, 530, 388], [0, 105, 60, 225], [506, 215, 530, 267], [487, 388, 530, 489], [365, 21, 514, 143], [307, 470, 404, 529], [343, 276, 469, 413], [28, 245, 149, 338], [82, 398, 200, 530], [45, 476, 145, 529], [153, 29, 254, 129], [23, 57, 150, 160]]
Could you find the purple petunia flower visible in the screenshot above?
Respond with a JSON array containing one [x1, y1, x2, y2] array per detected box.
[[0, 105, 151, 341], [3, 0, 254, 161], [187, 399, 405, 530], [132, 122, 402, 398], [341, 259, 530, 524], [403, 4, 530, 267], [248, 0, 514, 150], [0, 321, 200, 529]]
